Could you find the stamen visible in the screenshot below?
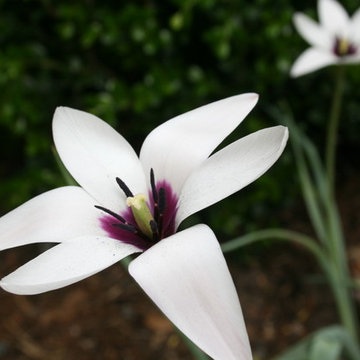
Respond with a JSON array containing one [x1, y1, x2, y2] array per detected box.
[[150, 220, 159, 241], [158, 187, 166, 214], [112, 222, 149, 241], [151, 168, 160, 223], [157, 187, 166, 237], [94, 205, 126, 223], [112, 222, 137, 232], [150, 168, 158, 203], [116, 177, 134, 197]]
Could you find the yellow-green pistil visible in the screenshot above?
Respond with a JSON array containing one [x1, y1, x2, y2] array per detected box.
[[337, 38, 350, 56], [126, 194, 154, 239], [334, 37, 356, 57]]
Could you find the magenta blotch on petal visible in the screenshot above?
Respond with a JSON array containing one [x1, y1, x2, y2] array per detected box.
[[99, 207, 150, 250], [98, 179, 179, 250]]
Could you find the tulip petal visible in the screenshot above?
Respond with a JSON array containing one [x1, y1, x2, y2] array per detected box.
[[350, 8, 360, 43], [129, 224, 252, 360], [0, 186, 103, 251], [318, 0, 350, 37], [53, 107, 147, 212], [290, 47, 338, 77], [1, 236, 140, 295], [140, 94, 258, 194], [176, 126, 288, 226], [293, 12, 332, 49], [342, 52, 360, 64]]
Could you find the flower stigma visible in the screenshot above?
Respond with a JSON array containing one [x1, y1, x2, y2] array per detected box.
[[126, 194, 155, 239]]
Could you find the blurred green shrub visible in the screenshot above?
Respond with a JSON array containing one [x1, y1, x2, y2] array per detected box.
[[0, 0, 359, 240]]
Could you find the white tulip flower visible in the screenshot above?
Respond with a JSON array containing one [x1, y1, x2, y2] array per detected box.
[[291, 0, 360, 77], [0, 94, 288, 359]]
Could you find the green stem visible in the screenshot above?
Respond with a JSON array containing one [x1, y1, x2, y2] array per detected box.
[[323, 66, 359, 341], [325, 65, 345, 196], [325, 194, 359, 341], [269, 106, 328, 242]]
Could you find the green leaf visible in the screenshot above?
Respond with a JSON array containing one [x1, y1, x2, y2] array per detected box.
[[268, 105, 328, 243], [272, 325, 360, 360], [310, 336, 341, 360]]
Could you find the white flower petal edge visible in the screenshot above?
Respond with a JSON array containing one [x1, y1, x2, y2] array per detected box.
[[129, 224, 252, 360], [342, 52, 360, 64], [140, 93, 259, 195], [0, 236, 140, 295], [0, 186, 103, 251], [318, 0, 350, 37], [293, 12, 332, 50], [290, 48, 338, 77], [350, 8, 360, 42], [176, 126, 289, 226], [53, 107, 147, 213]]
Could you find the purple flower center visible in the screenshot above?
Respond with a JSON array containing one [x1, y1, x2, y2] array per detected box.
[[333, 37, 357, 57], [96, 169, 178, 251]]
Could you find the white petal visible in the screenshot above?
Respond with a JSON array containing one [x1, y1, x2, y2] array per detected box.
[[318, 0, 350, 37], [140, 94, 258, 195], [53, 107, 147, 212], [0, 186, 103, 251], [350, 8, 360, 43], [176, 126, 288, 226], [129, 224, 252, 360], [290, 47, 338, 77], [342, 52, 360, 64], [293, 12, 332, 49], [1, 236, 140, 295]]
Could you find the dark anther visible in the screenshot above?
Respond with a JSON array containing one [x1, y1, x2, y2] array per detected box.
[[150, 220, 159, 241], [112, 222, 137, 232], [113, 222, 149, 241], [158, 187, 166, 214], [156, 187, 166, 238], [94, 205, 126, 223], [150, 168, 160, 222], [150, 168, 158, 203], [116, 177, 134, 198]]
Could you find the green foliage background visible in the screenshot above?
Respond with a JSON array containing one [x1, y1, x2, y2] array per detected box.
[[1, 0, 359, 240]]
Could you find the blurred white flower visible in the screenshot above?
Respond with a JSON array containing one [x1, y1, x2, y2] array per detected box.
[[0, 94, 288, 359], [291, 0, 360, 77]]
